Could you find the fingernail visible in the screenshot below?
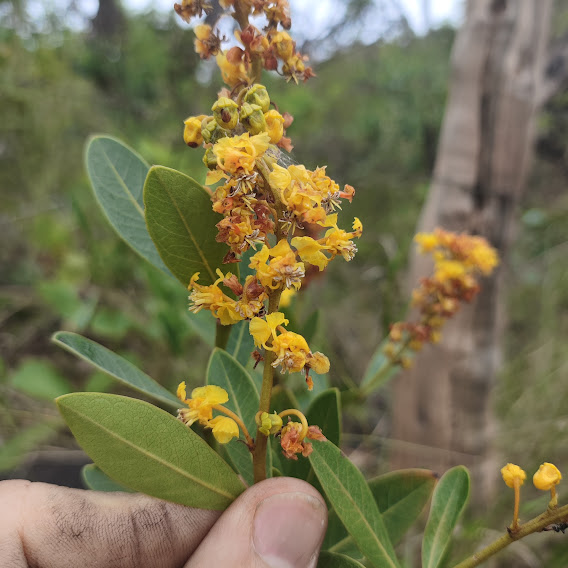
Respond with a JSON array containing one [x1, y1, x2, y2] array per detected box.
[[253, 492, 327, 568]]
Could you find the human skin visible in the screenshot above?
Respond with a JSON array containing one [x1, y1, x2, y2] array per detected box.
[[0, 477, 327, 568]]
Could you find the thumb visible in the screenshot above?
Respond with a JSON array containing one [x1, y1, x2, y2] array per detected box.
[[186, 477, 328, 568]]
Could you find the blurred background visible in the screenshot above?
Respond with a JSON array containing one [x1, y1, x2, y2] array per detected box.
[[1, 0, 568, 565]]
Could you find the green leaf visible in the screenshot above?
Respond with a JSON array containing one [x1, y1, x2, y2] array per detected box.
[[309, 441, 400, 568], [0, 421, 60, 472], [207, 348, 258, 485], [186, 310, 216, 347], [82, 464, 134, 492], [53, 332, 180, 409], [317, 551, 366, 568], [422, 466, 470, 568], [371, 468, 437, 545], [307, 388, 341, 447], [10, 358, 72, 400], [325, 468, 437, 554], [85, 135, 170, 275], [226, 320, 255, 367], [144, 166, 227, 287], [57, 393, 245, 510]]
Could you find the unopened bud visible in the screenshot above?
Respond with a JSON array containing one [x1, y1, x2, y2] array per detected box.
[[201, 116, 228, 144], [212, 96, 239, 130], [244, 84, 271, 113], [240, 102, 267, 135]]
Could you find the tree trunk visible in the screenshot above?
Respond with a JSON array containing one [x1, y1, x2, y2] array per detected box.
[[390, 0, 552, 498]]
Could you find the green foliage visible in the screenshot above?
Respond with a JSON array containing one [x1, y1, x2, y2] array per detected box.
[[317, 551, 366, 568], [206, 348, 258, 485], [422, 466, 470, 568], [144, 166, 228, 287], [85, 135, 170, 275], [52, 331, 180, 409], [57, 393, 246, 509], [309, 440, 400, 568]]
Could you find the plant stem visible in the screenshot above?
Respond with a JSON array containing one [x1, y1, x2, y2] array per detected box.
[[453, 504, 568, 568], [252, 289, 282, 483], [215, 321, 231, 350]]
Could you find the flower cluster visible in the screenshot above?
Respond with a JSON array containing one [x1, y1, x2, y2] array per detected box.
[[177, 383, 243, 444], [174, 1, 313, 84], [385, 228, 498, 366], [250, 312, 329, 389]]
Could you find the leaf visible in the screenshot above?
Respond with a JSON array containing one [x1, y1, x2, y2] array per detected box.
[[371, 468, 437, 545], [82, 464, 134, 492], [207, 348, 258, 485], [0, 421, 60, 472], [10, 358, 72, 400], [422, 465, 470, 568], [144, 166, 228, 286], [325, 468, 437, 554], [307, 388, 341, 447], [53, 332, 180, 409], [309, 441, 400, 568], [57, 393, 246, 510], [85, 135, 170, 275], [226, 319, 255, 367], [317, 551, 366, 568], [186, 310, 216, 347]]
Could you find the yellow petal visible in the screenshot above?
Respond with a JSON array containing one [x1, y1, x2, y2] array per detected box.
[[250, 317, 272, 347], [190, 385, 229, 406], [208, 416, 239, 444], [533, 462, 562, 491]]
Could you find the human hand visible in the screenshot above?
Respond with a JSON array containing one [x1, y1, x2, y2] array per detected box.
[[0, 476, 327, 567]]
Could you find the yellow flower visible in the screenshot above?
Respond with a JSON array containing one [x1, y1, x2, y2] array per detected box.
[[216, 51, 247, 87], [291, 236, 329, 270], [533, 463, 562, 491], [208, 416, 240, 444], [415, 232, 439, 253], [434, 260, 467, 284], [178, 384, 229, 427], [270, 330, 310, 374], [307, 351, 330, 375], [501, 463, 526, 488], [250, 312, 289, 348], [269, 163, 292, 191], [212, 132, 270, 176]]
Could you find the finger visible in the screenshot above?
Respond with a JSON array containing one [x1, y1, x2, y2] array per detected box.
[[0, 479, 220, 568], [186, 477, 327, 568]]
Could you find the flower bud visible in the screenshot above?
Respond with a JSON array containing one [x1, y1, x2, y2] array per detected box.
[[533, 462, 562, 491], [264, 109, 284, 144], [183, 114, 207, 147], [202, 147, 217, 170], [244, 84, 271, 113], [212, 96, 239, 130], [501, 463, 526, 488], [257, 411, 283, 436], [240, 102, 267, 135], [201, 116, 228, 144]]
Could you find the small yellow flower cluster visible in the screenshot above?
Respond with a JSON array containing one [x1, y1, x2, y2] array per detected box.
[[175, 0, 312, 85], [177, 383, 241, 444], [385, 228, 498, 366], [250, 312, 329, 389]]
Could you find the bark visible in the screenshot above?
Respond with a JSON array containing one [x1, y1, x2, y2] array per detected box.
[[390, 0, 552, 498]]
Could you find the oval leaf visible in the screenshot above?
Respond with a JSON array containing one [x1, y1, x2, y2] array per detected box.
[[57, 393, 246, 510], [317, 551, 366, 568], [52, 331, 180, 409], [144, 166, 227, 286], [85, 135, 170, 275], [309, 441, 400, 568], [82, 464, 134, 492], [422, 465, 470, 568], [207, 348, 258, 485], [324, 468, 437, 554]]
